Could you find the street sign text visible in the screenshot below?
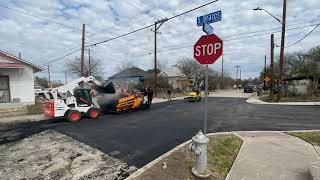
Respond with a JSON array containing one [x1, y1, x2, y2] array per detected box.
[[197, 11, 222, 26]]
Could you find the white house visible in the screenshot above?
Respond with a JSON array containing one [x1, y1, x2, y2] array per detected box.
[[158, 69, 188, 90], [0, 50, 43, 105]]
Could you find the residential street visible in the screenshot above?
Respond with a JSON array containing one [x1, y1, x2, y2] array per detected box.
[[1, 96, 320, 168]]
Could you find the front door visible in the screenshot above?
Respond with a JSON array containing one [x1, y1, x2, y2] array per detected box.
[[0, 76, 10, 103]]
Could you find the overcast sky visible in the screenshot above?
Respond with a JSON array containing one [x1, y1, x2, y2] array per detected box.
[[0, 0, 319, 82]]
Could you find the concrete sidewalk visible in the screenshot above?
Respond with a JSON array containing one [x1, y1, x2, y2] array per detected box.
[[247, 96, 320, 105], [208, 89, 252, 98], [152, 96, 186, 103], [227, 131, 320, 180]]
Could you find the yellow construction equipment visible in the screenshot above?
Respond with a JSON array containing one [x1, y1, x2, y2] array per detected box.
[[115, 94, 146, 112]]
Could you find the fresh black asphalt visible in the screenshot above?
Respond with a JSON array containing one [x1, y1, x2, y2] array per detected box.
[[1, 97, 320, 168]]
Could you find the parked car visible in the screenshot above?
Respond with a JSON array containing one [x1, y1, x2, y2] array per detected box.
[[244, 85, 254, 93], [185, 89, 201, 102]]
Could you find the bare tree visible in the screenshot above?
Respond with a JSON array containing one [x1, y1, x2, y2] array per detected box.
[[66, 56, 104, 80], [157, 59, 168, 72], [116, 62, 133, 72], [174, 58, 204, 84]]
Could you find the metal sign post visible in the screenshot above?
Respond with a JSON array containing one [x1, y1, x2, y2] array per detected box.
[[204, 65, 208, 134], [190, 10, 223, 178], [203, 23, 214, 35]]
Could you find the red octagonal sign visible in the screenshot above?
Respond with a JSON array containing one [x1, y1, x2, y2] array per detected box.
[[194, 34, 223, 64]]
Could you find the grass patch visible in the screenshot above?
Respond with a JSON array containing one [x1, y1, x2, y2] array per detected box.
[[207, 135, 243, 179], [287, 132, 320, 146], [26, 103, 43, 115], [260, 95, 320, 102], [136, 134, 242, 180]]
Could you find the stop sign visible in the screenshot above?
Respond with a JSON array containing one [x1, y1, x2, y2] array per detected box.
[[194, 34, 223, 64]]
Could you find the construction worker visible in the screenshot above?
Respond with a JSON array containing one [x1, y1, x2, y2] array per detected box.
[[147, 88, 153, 105], [167, 89, 172, 101]]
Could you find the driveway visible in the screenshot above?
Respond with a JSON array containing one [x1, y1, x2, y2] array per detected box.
[[1, 97, 320, 168]]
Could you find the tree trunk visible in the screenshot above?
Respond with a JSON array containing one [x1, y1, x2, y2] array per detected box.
[[313, 77, 319, 96]]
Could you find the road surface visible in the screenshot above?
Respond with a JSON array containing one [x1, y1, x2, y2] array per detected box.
[[1, 96, 320, 168]]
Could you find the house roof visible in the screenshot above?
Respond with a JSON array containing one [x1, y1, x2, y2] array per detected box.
[[0, 50, 44, 72], [158, 67, 186, 78], [109, 67, 147, 79]]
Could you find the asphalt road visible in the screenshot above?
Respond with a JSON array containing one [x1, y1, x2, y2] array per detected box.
[[1, 97, 320, 168]]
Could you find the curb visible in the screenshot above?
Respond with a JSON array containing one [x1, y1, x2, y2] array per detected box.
[[126, 130, 320, 180], [225, 132, 244, 180], [125, 132, 236, 180], [246, 97, 320, 106]]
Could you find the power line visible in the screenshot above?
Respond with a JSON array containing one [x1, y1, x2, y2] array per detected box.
[[0, 3, 82, 32], [88, 0, 219, 47], [87, 0, 181, 40], [284, 24, 320, 48], [48, 19, 320, 65], [155, 23, 320, 53], [46, 22, 319, 65], [44, 48, 81, 65], [127, 0, 164, 20], [0, 3, 110, 39]]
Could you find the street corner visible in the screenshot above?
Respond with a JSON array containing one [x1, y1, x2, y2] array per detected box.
[[127, 132, 243, 180], [0, 129, 137, 180]]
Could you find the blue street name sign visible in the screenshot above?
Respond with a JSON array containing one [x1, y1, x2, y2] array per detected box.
[[197, 10, 222, 26], [203, 23, 214, 34]]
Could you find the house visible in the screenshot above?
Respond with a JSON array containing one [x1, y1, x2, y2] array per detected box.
[[109, 67, 147, 88], [158, 69, 188, 90], [0, 50, 43, 105], [284, 76, 320, 96]]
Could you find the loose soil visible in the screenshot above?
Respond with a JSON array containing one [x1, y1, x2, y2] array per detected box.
[[134, 134, 242, 180]]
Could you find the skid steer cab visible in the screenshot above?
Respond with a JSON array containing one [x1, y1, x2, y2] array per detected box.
[[43, 76, 102, 122]]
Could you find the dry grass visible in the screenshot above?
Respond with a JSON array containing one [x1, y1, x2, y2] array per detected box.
[[260, 95, 320, 102], [135, 134, 242, 180], [26, 103, 43, 115], [287, 131, 320, 146]]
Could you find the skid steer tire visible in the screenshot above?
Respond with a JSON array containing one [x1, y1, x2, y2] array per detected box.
[[88, 108, 100, 119], [66, 110, 81, 122]]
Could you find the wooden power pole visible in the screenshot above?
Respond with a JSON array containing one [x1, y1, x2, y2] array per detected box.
[[152, 19, 166, 97], [270, 34, 275, 99], [221, 55, 224, 89], [277, 0, 287, 102], [80, 24, 85, 77], [88, 48, 91, 76], [47, 65, 52, 88], [264, 55, 267, 89], [65, 70, 67, 84]]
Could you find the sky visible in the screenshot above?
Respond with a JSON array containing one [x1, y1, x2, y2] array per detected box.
[[0, 0, 319, 82]]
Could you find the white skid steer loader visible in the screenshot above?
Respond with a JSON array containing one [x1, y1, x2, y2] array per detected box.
[[43, 76, 102, 122]]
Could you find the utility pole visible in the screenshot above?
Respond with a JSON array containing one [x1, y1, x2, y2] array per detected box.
[[221, 55, 224, 89], [240, 69, 242, 82], [270, 34, 275, 99], [65, 70, 67, 84], [47, 65, 52, 88], [152, 19, 167, 97], [264, 55, 267, 89], [277, 0, 287, 102], [235, 65, 240, 85], [88, 48, 91, 76], [80, 24, 85, 77]]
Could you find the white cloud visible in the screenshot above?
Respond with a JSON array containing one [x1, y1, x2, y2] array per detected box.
[[0, 0, 319, 81]]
